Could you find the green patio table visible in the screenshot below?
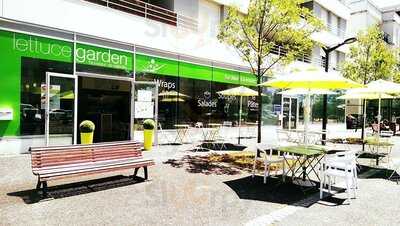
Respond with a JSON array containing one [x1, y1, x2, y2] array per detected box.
[[365, 138, 394, 165], [277, 145, 326, 186]]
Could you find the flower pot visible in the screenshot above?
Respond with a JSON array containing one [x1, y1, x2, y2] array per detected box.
[[81, 132, 94, 144], [143, 129, 154, 150]]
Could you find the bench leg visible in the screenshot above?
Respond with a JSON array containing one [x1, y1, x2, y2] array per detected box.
[[143, 167, 148, 180], [36, 177, 41, 190], [134, 168, 139, 177], [42, 181, 48, 198]]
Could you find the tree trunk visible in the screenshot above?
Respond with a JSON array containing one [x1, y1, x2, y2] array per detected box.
[[257, 67, 262, 143]]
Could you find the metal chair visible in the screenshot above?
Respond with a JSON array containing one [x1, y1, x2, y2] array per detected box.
[[157, 123, 174, 144], [252, 146, 285, 184], [320, 150, 358, 202]]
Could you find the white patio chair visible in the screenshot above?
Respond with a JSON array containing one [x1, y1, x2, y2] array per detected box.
[[157, 123, 174, 144], [252, 146, 285, 184], [320, 150, 358, 202], [388, 156, 400, 183], [276, 129, 292, 145]]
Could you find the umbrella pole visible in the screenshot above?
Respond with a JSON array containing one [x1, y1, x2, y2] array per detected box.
[[363, 99, 367, 141], [378, 95, 381, 138], [304, 92, 311, 144], [239, 96, 242, 144]]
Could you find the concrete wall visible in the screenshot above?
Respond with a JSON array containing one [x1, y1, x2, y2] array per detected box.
[[0, 0, 3, 17], [174, 0, 198, 19], [198, 0, 221, 38]]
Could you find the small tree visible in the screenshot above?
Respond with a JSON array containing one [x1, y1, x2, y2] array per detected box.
[[218, 0, 323, 142], [341, 25, 400, 83], [341, 25, 400, 143]]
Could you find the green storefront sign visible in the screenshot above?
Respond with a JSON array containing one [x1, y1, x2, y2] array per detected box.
[[136, 54, 178, 77], [76, 43, 133, 70], [0, 29, 257, 137], [136, 53, 256, 86]]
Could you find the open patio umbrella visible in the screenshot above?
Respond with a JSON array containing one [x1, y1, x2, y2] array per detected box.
[[158, 90, 190, 98], [279, 88, 336, 96], [261, 68, 363, 144], [160, 97, 186, 102], [217, 86, 258, 144], [340, 80, 400, 136]]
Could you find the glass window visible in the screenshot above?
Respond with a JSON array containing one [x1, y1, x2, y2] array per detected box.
[[211, 82, 239, 126], [135, 54, 179, 129], [178, 77, 212, 126], [20, 57, 73, 135], [136, 72, 179, 129]]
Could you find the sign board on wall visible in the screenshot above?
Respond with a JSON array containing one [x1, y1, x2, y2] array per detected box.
[[137, 90, 152, 102], [134, 102, 154, 119], [0, 109, 13, 120]]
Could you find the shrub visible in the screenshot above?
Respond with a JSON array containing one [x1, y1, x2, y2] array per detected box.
[[143, 119, 155, 130], [79, 120, 95, 133]]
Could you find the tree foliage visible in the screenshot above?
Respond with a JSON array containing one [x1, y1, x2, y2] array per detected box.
[[218, 0, 323, 77], [217, 0, 323, 141], [341, 25, 400, 84]]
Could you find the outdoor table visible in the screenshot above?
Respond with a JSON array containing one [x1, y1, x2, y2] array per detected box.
[[366, 139, 394, 165], [277, 145, 326, 186], [201, 127, 219, 141], [292, 129, 327, 144], [245, 122, 258, 126], [174, 124, 190, 143], [207, 123, 222, 128]]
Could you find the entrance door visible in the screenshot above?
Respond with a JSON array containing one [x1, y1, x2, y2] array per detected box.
[[78, 76, 132, 143], [45, 72, 76, 146]]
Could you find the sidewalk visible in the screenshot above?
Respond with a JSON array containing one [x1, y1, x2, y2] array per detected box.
[[1, 123, 400, 225]]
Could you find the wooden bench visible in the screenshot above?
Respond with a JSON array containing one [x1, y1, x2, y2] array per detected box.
[[30, 141, 154, 197]]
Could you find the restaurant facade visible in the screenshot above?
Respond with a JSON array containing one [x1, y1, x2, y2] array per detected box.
[[0, 28, 258, 154]]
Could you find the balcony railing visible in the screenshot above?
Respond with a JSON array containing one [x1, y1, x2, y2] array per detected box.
[[326, 22, 345, 38], [270, 44, 326, 68], [83, 0, 198, 31]]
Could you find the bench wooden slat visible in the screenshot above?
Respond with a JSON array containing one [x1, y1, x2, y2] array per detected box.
[[39, 159, 154, 179], [30, 141, 142, 152], [40, 161, 154, 181], [32, 151, 142, 167], [33, 156, 149, 173], [31, 145, 142, 157]]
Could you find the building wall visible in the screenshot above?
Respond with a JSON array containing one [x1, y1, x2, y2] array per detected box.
[[174, 0, 198, 19], [198, 0, 221, 38], [1, 0, 246, 68]]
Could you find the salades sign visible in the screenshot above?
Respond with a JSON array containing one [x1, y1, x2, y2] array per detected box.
[[12, 32, 132, 70]]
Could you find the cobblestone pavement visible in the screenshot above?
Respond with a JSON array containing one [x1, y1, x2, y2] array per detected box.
[[1, 123, 400, 226]]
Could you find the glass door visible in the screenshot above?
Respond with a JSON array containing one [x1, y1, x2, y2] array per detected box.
[[45, 72, 76, 146]]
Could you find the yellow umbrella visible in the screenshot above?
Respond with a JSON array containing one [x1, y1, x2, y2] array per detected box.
[[339, 80, 400, 136], [261, 68, 363, 144], [60, 90, 75, 100], [217, 86, 258, 144], [260, 69, 363, 90], [338, 93, 395, 100], [279, 88, 336, 96], [161, 97, 185, 102], [158, 90, 190, 98]]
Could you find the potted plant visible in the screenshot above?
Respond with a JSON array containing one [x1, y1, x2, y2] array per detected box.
[[143, 119, 155, 150], [80, 120, 95, 144]]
